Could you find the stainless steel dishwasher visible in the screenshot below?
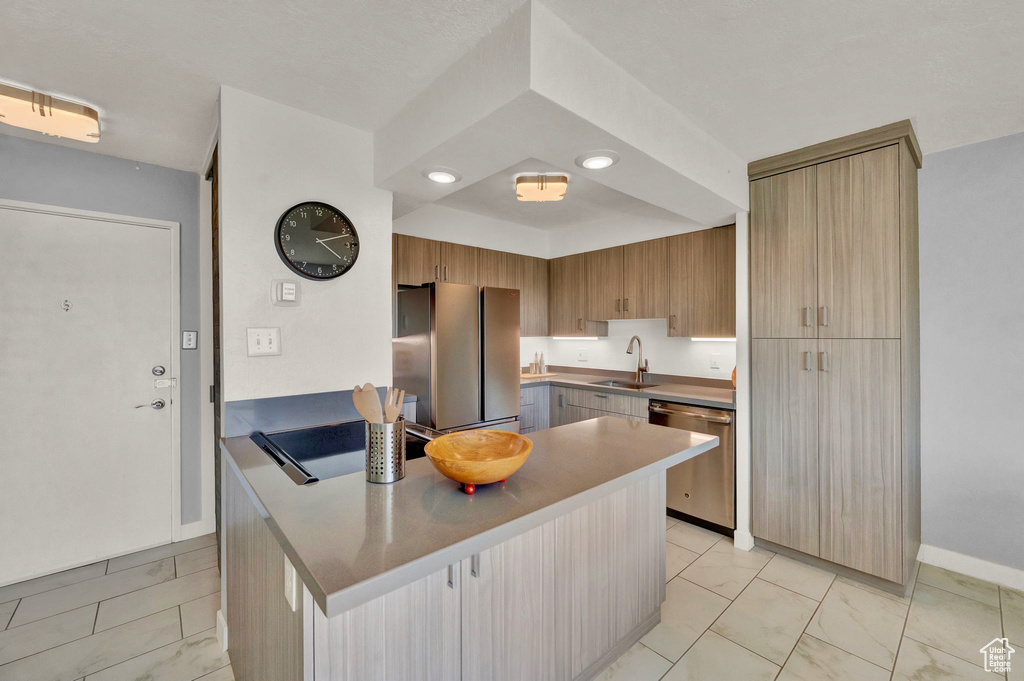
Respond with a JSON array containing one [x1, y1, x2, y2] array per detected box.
[[649, 401, 735, 531]]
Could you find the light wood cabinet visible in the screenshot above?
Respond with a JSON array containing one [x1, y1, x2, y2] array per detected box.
[[751, 169, 818, 338], [817, 146, 901, 339], [393, 234, 441, 288], [668, 225, 736, 338], [584, 247, 624, 321], [549, 255, 587, 336], [748, 121, 921, 588], [751, 339, 819, 556], [818, 339, 903, 582], [520, 255, 549, 337], [549, 386, 648, 427], [440, 242, 479, 285], [622, 238, 668, 319]]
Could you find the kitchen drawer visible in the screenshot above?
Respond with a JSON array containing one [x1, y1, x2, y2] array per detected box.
[[520, 403, 537, 430], [562, 386, 648, 417], [564, 405, 647, 424], [520, 385, 544, 406]]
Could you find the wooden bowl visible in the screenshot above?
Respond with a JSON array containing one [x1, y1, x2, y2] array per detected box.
[[424, 430, 533, 493]]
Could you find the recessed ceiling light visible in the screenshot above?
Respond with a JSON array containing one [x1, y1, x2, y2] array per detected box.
[[423, 167, 462, 184], [0, 82, 100, 143], [575, 150, 620, 170]]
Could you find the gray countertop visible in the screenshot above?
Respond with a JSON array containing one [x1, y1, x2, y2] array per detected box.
[[521, 372, 736, 410], [222, 417, 717, 617]]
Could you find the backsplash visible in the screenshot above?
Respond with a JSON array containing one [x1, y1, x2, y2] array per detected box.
[[520, 318, 736, 380]]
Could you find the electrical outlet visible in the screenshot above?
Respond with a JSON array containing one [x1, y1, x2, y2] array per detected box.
[[577, 348, 589, 362], [247, 327, 281, 356], [709, 353, 722, 370]]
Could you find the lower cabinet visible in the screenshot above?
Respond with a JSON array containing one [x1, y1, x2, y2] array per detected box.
[[307, 473, 666, 681], [550, 386, 648, 427], [520, 385, 551, 433]]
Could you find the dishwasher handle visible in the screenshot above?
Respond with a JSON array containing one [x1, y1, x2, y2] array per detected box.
[[649, 405, 732, 424]]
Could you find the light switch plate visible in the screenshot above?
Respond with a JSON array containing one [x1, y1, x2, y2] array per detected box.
[[709, 353, 722, 370], [283, 554, 298, 612], [247, 327, 281, 356], [577, 348, 589, 362], [182, 330, 198, 350]]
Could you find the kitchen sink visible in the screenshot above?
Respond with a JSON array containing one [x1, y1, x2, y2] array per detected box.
[[588, 379, 659, 390]]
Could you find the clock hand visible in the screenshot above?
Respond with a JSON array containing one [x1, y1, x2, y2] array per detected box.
[[315, 235, 347, 242], [316, 239, 343, 259]]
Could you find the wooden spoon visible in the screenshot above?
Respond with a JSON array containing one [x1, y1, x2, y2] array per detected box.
[[352, 383, 384, 424], [383, 387, 405, 423]]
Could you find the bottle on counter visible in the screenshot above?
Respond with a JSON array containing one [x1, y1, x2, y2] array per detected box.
[[531, 351, 540, 375], [539, 352, 546, 374]]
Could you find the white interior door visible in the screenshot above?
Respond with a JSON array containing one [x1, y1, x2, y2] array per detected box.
[[0, 201, 178, 586]]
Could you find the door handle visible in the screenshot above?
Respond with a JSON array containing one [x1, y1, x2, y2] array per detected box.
[[434, 265, 439, 280], [470, 553, 480, 578], [820, 306, 829, 327], [136, 399, 166, 410], [443, 265, 448, 281], [558, 394, 564, 407], [447, 563, 458, 589], [577, 317, 583, 330], [615, 298, 620, 313], [804, 351, 813, 371], [803, 307, 813, 327], [670, 314, 677, 330], [819, 351, 830, 372], [648, 406, 732, 423]]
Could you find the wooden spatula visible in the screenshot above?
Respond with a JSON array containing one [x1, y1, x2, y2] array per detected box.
[[383, 387, 405, 423], [352, 383, 384, 424]]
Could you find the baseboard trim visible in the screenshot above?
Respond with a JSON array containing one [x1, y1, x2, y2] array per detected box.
[[733, 530, 754, 551], [917, 544, 1024, 591], [180, 518, 217, 541], [216, 609, 229, 651], [575, 608, 661, 681]]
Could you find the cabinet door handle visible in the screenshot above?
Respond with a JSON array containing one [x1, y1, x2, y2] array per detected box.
[[577, 317, 583, 330], [615, 298, 621, 313], [820, 306, 829, 327], [820, 351, 830, 372], [471, 553, 480, 578], [803, 306, 813, 327], [594, 394, 608, 399], [624, 298, 629, 312], [434, 265, 439, 280], [804, 351, 813, 371], [670, 314, 677, 330], [444, 265, 448, 281], [558, 393, 564, 407], [447, 563, 458, 589]]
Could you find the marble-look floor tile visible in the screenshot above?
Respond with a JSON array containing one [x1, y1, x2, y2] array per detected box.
[[777, 635, 890, 681], [196, 665, 234, 681], [174, 546, 218, 578], [180, 593, 220, 638], [663, 630, 780, 681], [891, 637, 993, 681], [594, 642, 671, 681], [905, 583, 1002, 666], [758, 554, 835, 601], [0, 604, 97, 666], [0, 562, 108, 604], [835, 575, 910, 606], [0, 603, 15, 632], [641, 577, 730, 662], [1001, 587, 1024, 645], [106, 535, 216, 575], [917, 564, 1000, 607], [679, 538, 773, 599], [666, 543, 699, 582], [711, 578, 818, 665], [1008, 641, 1021, 681], [0, 607, 181, 681], [805, 578, 908, 669], [666, 522, 722, 554], [85, 628, 228, 681], [10, 559, 175, 628], [666, 516, 679, 531], [95, 567, 219, 632]]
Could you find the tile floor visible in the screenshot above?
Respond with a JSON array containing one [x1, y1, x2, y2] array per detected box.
[[0, 535, 232, 681], [598, 516, 1020, 681]]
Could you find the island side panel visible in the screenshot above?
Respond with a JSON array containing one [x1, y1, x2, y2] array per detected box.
[[224, 458, 305, 681]]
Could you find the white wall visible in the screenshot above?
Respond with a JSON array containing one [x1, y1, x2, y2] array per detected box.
[[393, 203, 550, 258], [918, 132, 1024, 571], [219, 87, 393, 401]]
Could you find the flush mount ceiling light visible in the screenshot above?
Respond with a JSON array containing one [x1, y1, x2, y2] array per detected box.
[[515, 174, 569, 202], [574, 150, 620, 170], [423, 167, 462, 184], [0, 82, 100, 143]]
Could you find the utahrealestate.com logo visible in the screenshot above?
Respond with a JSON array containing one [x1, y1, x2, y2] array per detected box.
[[980, 638, 1014, 674]]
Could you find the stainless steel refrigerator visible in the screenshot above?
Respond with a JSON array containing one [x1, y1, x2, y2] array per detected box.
[[393, 282, 520, 433]]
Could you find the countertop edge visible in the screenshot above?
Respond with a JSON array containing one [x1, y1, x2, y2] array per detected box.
[[520, 377, 735, 410]]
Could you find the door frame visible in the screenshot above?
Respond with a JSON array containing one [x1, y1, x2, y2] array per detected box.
[[0, 198, 183, 544]]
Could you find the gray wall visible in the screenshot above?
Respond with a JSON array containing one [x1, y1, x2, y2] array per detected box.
[[0, 133, 204, 524], [919, 132, 1024, 570]]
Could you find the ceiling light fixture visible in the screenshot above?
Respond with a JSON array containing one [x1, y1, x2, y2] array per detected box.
[[515, 174, 569, 202], [423, 167, 462, 184], [575, 150, 620, 170], [0, 82, 100, 143]]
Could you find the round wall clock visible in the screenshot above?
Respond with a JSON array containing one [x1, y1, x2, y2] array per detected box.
[[275, 202, 359, 280]]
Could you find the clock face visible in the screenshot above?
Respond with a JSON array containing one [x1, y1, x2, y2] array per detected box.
[[275, 202, 359, 280]]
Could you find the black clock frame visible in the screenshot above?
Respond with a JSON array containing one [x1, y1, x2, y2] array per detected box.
[[274, 201, 360, 281]]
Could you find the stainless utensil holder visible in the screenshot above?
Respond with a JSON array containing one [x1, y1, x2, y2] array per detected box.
[[366, 417, 406, 484]]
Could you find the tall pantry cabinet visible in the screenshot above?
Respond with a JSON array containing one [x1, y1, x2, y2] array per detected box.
[[748, 121, 921, 588]]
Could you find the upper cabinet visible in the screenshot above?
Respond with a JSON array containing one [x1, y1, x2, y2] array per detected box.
[[584, 247, 624, 321], [549, 254, 587, 336], [519, 255, 549, 337], [751, 168, 818, 338], [622, 238, 669, 320], [393, 234, 441, 288], [440, 242, 479, 285], [667, 225, 736, 338]]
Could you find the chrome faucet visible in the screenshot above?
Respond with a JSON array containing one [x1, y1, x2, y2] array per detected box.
[[626, 335, 649, 383]]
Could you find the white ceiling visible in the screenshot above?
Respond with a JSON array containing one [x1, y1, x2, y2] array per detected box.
[[2, 0, 1023, 172], [437, 158, 698, 232]]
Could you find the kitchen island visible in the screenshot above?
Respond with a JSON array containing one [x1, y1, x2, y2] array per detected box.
[[220, 416, 717, 681]]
